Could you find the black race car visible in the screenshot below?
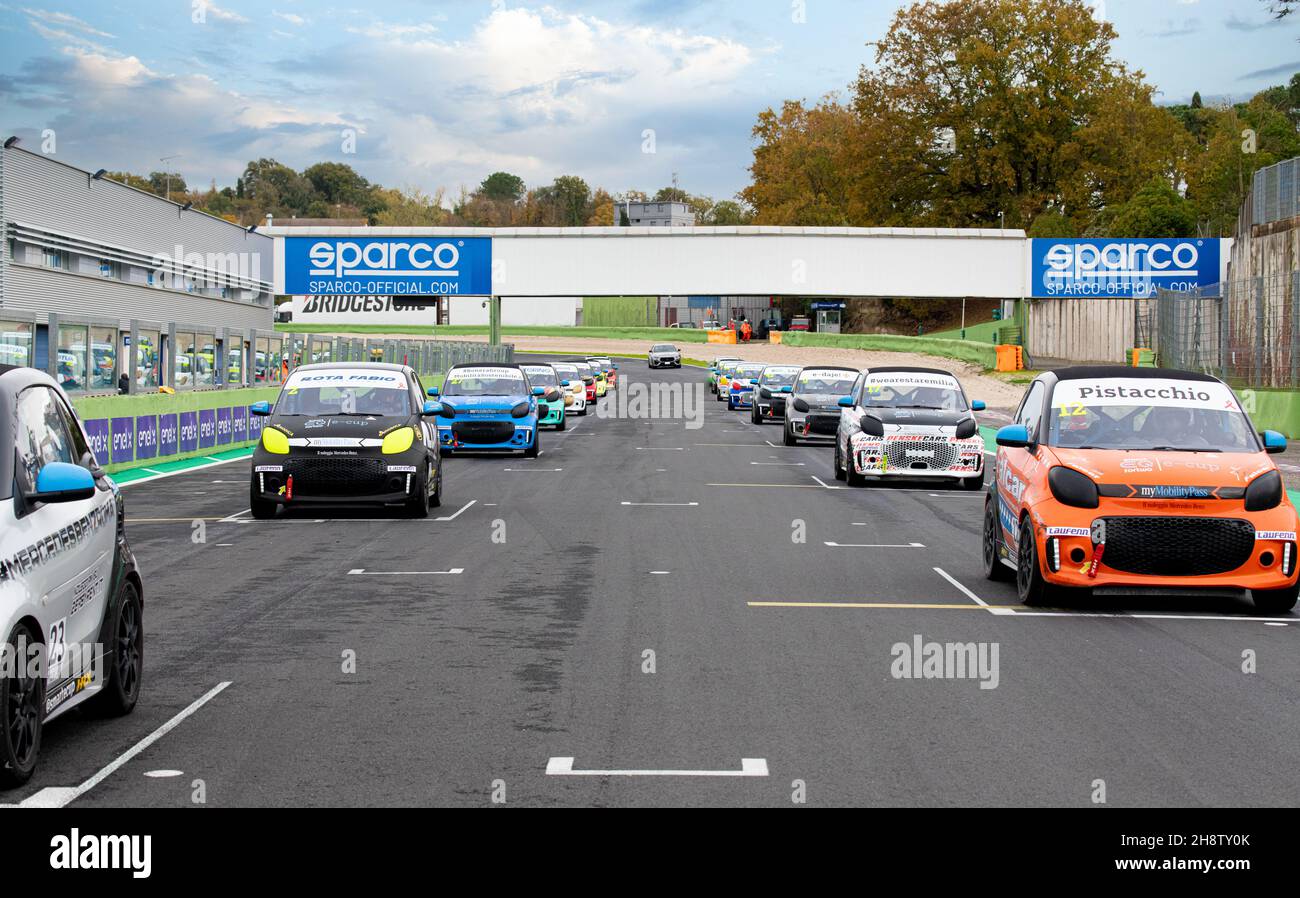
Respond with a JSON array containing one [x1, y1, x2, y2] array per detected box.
[[248, 362, 449, 518]]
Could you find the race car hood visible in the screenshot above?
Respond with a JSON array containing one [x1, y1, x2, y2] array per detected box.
[[269, 414, 414, 446], [864, 408, 974, 433], [1049, 447, 1278, 494], [792, 393, 845, 412]]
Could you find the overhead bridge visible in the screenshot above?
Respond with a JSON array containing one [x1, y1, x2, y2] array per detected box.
[[268, 225, 1028, 300]]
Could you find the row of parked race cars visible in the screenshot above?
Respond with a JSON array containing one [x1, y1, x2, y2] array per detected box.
[[3, 344, 1300, 784], [246, 356, 622, 519], [706, 353, 1300, 613]]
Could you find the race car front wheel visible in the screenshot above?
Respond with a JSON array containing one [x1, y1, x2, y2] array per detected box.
[[556, 416, 566, 431], [430, 460, 443, 509], [982, 498, 1013, 582], [1016, 518, 1052, 605], [958, 470, 984, 491], [525, 430, 541, 459], [0, 621, 43, 787], [833, 441, 847, 481], [88, 578, 143, 717], [783, 426, 798, 446], [1252, 582, 1300, 613]]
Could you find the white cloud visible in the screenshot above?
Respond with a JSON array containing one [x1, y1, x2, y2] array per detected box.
[[273, 10, 308, 27], [21, 7, 113, 38], [201, 3, 250, 25]]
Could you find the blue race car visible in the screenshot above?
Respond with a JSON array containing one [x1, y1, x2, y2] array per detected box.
[[431, 363, 544, 457], [727, 362, 767, 410]]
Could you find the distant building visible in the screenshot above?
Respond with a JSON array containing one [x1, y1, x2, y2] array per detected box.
[[624, 201, 695, 227]]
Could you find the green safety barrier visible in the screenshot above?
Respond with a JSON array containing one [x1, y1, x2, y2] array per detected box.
[[777, 331, 998, 369], [1239, 389, 1300, 439]]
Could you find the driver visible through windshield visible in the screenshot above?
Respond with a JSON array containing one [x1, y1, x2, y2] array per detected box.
[[862, 371, 968, 411], [276, 369, 412, 417], [443, 366, 528, 397], [1049, 377, 1258, 453]]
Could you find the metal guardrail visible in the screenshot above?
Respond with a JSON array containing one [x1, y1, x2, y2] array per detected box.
[[279, 334, 514, 383], [1252, 158, 1300, 229]]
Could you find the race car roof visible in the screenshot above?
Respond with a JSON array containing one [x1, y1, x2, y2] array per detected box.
[[798, 365, 858, 372], [866, 365, 954, 376], [293, 361, 412, 373], [1054, 365, 1220, 383], [447, 362, 525, 370]]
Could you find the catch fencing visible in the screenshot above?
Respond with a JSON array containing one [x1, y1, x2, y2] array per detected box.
[[1148, 271, 1300, 388]]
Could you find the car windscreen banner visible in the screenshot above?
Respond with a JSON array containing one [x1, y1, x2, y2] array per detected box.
[[446, 367, 525, 385], [284, 370, 406, 391], [797, 368, 857, 389], [865, 372, 960, 391], [1054, 378, 1241, 412]]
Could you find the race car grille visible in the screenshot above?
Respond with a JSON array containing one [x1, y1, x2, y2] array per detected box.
[[451, 421, 515, 444], [769, 397, 786, 416], [283, 458, 388, 495], [884, 439, 958, 470], [807, 414, 839, 435], [1100, 516, 1255, 576]]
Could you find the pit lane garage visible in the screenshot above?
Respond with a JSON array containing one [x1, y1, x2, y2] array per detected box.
[[834, 366, 986, 489], [984, 366, 1300, 612], [248, 363, 446, 518], [0, 365, 144, 786]]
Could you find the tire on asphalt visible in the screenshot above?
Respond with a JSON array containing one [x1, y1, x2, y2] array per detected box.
[[86, 577, 144, 717], [525, 429, 541, 459], [250, 479, 276, 519], [0, 620, 43, 787], [1016, 517, 1052, 605], [982, 497, 1013, 582], [1253, 582, 1300, 613]]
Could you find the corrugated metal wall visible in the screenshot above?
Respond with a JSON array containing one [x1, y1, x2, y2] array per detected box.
[[0, 146, 273, 329], [1025, 298, 1135, 364]]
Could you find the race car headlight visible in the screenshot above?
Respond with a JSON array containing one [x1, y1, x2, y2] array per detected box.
[[261, 427, 290, 455], [381, 426, 416, 454], [792, 397, 810, 413], [1048, 466, 1098, 509], [1245, 470, 1283, 512], [511, 401, 531, 418]]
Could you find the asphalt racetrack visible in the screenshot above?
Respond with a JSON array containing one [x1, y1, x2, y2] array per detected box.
[[8, 358, 1299, 807]]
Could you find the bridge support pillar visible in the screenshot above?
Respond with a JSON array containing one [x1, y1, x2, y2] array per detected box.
[[489, 295, 501, 345]]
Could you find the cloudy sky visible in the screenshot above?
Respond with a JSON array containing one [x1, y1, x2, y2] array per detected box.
[[0, 1, 1296, 202]]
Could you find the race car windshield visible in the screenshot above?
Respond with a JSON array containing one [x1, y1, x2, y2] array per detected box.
[[735, 365, 765, 378], [795, 370, 857, 395], [522, 368, 559, 387], [760, 369, 799, 386], [651, 345, 676, 352], [276, 375, 412, 417], [863, 377, 967, 411], [443, 369, 528, 397], [1048, 378, 1259, 452], [553, 366, 579, 379]]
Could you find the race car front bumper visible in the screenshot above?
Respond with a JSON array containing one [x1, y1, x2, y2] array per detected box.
[[650, 357, 681, 367], [729, 388, 755, 408], [437, 421, 535, 451], [253, 454, 426, 505], [851, 435, 985, 479], [1023, 496, 1300, 592]]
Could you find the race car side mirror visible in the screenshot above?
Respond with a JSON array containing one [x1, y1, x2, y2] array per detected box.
[[780, 385, 793, 393], [250, 401, 273, 416], [996, 424, 1032, 448], [32, 462, 96, 503], [1262, 430, 1287, 454], [426, 387, 440, 397], [837, 396, 854, 408], [561, 380, 570, 387], [971, 400, 986, 411], [531, 386, 545, 397], [858, 415, 885, 437], [613, 364, 619, 370], [422, 401, 444, 417]]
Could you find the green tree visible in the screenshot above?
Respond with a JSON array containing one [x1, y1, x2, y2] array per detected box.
[[1108, 178, 1195, 238], [479, 171, 526, 202], [708, 200, 753, 225], [303, 162, 372, 207], [536, 175, 591, 226], [653, 186, 689, 202], [1027, 210, 1075, 238]]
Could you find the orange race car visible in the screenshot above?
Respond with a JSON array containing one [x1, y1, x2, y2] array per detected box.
[[984, 366, 1299, 613]]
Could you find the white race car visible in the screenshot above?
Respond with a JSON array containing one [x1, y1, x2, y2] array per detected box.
[[833, 366, 987, 490], [552, 363, 588, 416]]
